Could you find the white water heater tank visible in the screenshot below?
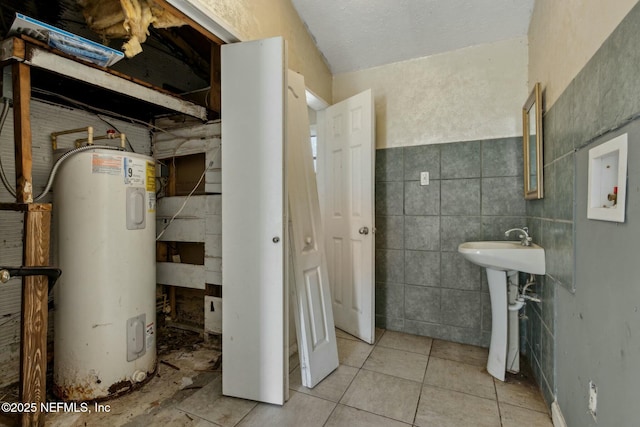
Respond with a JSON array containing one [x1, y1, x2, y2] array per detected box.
[[53, 148, 157, 401]]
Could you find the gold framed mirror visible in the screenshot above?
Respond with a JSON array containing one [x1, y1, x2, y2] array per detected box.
[[523, 82, 543, 199]]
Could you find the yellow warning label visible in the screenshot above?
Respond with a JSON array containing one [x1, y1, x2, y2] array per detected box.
[[146, 161, 156, 192]]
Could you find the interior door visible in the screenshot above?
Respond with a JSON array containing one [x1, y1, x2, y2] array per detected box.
[[287, 70, 339, 388], [221, 37, 288, 405], [317, 90, 375, 344]]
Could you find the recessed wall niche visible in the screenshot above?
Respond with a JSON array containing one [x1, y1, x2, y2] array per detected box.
[[587, 133, 628, 222]]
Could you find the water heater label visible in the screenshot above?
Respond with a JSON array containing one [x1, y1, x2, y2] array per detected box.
[[124, 157, 146, 186], [146, 161, 156, 192], [147, 192, 156, 213], [92, 154, 123, 175]]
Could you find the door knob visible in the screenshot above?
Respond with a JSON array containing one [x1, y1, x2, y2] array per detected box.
[[358, 226, 369, 235]]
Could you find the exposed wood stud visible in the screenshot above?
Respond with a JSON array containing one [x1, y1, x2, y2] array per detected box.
[[11, 54, 50, 427], [12, 62, 33, 204], [19, 207, 51, 427], [157, 242, 169, 262], [168, 161, 177, 197], [210, 43, 221, 113]]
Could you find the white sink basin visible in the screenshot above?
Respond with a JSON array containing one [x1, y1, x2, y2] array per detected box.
[[458, 241, 545, 275]]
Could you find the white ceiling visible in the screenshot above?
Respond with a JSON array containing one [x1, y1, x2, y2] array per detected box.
[[291, 0, 535, 74]]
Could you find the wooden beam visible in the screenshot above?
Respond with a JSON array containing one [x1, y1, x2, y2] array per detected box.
[[21, 36, 186, 96], [153, 0, 226, 45], [12, 62, 32, 204], [167, 160, 177, 197], [209, 43, 221, 113], [19, 207, 51, 427], [0, 37, 26, 64], [22, 44, 206, 121], [11, 56, 50, 426]]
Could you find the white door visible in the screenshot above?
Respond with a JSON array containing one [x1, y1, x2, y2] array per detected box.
[[221, 37, 288, 405], [317, 90, 375, 344], [287, 70, 339, 388]]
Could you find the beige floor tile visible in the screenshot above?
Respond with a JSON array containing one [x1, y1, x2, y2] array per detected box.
[[337, 337, 374, 368], [340, 369, 421, 424], [325, 404, 411, 427], [430, 339, 489, 367], [500, 402, 554, 427], [495, 377, 549, 413], [377, 330, 433, 355], [335, 328, 384, 344], [335, 328, 360, 341], [237, 390, 336, 427], [191, 419, 218, 427], [290, 364, 359, 402], [177, 377, 257, 427], [424, 357, 496, 400], [415, 385, 501, 427], [362, 346, 428, 382], [134, 408, 221, 427]]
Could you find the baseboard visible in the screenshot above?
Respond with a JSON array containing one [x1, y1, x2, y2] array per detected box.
[[552, 400, 568, 427]]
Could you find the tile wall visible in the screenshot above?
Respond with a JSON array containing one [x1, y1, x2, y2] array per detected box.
[[523, 2, 640, 414], [375, 137, 526, 347]]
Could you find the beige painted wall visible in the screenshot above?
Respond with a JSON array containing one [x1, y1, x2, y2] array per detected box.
[[528, 0, 638, 109], [333, 37, 528, 149], [196, 0, 332, 103]]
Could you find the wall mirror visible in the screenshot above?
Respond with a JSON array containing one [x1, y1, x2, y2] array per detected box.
[[523, 82, 544, 199]]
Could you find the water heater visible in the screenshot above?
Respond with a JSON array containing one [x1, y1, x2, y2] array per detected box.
[[53, 148, 157, 401]]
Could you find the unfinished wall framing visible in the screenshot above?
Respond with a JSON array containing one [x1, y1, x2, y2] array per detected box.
[[0, 4, 224, 421], [154, 121, 222, 332]]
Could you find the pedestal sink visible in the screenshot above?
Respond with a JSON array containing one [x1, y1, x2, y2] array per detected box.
[[458, 241, 545, 381]]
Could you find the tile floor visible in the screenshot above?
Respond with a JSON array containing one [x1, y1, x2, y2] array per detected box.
[[174, 328, 553, 427], [43, 328, 554, 427]]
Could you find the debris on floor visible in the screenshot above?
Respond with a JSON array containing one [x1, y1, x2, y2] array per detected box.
[[0, 326, 222, 427]]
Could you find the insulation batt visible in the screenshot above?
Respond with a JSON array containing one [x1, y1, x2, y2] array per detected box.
[[78, 0, 184, 57]]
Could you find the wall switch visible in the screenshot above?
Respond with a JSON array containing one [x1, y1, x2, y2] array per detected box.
[[420, 171, 429, 186], [588, 380, 598, 420]]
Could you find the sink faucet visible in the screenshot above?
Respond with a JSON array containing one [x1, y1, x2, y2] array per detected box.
[[504, 227, 532, 246]]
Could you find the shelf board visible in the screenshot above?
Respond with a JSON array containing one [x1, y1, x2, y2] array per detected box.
[[1, 37, 207, 121]]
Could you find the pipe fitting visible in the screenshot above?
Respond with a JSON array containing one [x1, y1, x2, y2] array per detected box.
[[508, 299, 526, 311], [131, 370, 147, 383]]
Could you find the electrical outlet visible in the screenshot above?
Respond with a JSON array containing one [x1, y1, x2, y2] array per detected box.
[[588, 380, 598, 420], [420, 171, 429, 186]]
